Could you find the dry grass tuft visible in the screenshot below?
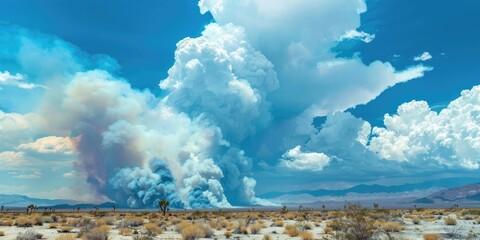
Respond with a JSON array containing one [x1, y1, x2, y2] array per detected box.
[[58, 225, 74, 233], [323, 226, 334, 234], [119, 228, 133, 236], [262, 234, 271, 240], [49, 223, 59, 229], [284, 224, 300, 237], [181, 223, 205, 240], [250, 223, 265, 234], [380, 222, 403, 232], [423, 233, 442, 240], [0, 230, 4, 236], [15, 217, 35, 227], [54, 234, 76, 240], [299, 231, 314, 240], [224, 231, 232, 238], [144, 222, 163, 235], [444, 217, 457, 225], [274, 220, 284, 227], [412, 216, 421, 224]]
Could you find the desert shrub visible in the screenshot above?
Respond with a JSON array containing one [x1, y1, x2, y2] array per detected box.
[[59, 225, 74, 233], [224, 231, 232, 238], [66, 218, 80, 226], [412, 216, 421, 224], [175, 220, 191, 232], [380, 222, 403, 232], [119, 228, 133, 236], [132, 235, 153, 240], [423, 233, 442, 240], [0, 231, 4, 236], [284, 224, 300, 237], [274, 220, 284, 227], [50, 223, 59, 228], [444, 217, 457, 225], [181, 224, 205, 240], [262, 234, 271, 240], [83, 225, 110, 240], [2, 219, 13, 226], [123, 216, 144, 227], [54, 234, 76, 240], [323, 226, 334, 234], [239, 226, 249, 234], [144, 223, 163, 235], [102, 217, 115, 225], [16, 230, 41, 240], [299, 231, 314, 240], [301, 222, 313, 230], [250, 223, 264, 234], [42, 216, 55, 223], [34, 217, 43, 226], [327, 220, 343, 230], [339, 203, 378, 240], [15, 217, 35, 227], [200, 224, 214, 238]]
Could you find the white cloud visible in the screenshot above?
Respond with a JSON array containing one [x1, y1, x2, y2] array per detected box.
[[279, 145, 331, 171], [160, 23, 278, 143], [0, 151, 29, 169], [339, 30, 375, 43], [414, 52, 432, 61], [62, 171, 86, 179], [13, 171, 42, 179], [0, 70, 45, 90], [18, 136, 77, 155], [199, 0, 431, 119], [369, 85, 480, 169]]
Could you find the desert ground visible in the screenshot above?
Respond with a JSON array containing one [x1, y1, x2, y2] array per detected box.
[[1, 205, 479, 240]]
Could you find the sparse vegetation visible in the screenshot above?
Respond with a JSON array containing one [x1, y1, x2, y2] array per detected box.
[[444, 216, 457, 225], [423, 233, 442, 240]]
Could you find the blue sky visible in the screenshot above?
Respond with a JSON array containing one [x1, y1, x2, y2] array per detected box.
[[1, 0, 480, 207]]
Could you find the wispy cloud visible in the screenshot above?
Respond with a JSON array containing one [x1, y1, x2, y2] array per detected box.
[[414, 52, 433, 61]]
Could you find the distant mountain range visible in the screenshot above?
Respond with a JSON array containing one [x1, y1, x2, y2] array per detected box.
[[0, 194, 121, 209], [0, 194, 78, 208], [259, 177, 480, 199], [415, 183, 480, 204]]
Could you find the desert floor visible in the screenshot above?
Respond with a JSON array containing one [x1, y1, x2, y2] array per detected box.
[[1, 206, 479, 240]]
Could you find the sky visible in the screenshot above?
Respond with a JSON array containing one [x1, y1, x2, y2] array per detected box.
[[1, 0, 480, 208]]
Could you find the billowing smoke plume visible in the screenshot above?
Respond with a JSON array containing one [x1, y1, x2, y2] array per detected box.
[[0, 0, 439, 208]]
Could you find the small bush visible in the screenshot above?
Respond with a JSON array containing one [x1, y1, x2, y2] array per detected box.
[[181, 224, 205, 240], [412, 216, 421, 224], [16, 230, 40, 240], [15, 217, 35, 227], [0, 231, 5, 236], [2, 220, 14, 226], [224, 231, 232, 238], [59, 225, 74, 233], [123, 216, 144, 227], [84, 225, 110, 240], [324, 226, 334, 234], [423, 233, 442, 240], [50, 223, 59, 229], [54, 234, 76, 240], [380, 222, 403, 232], [250, 223, 264, 234], [284, 224, 300, 237], [274, 220, 284, 227], [119, 228, 133, 236], [262, 234, 271, 240], [144, 223, 163, 235], [240, 226, 249, 234], [299, 231, 314, 240], [444, 217, 457, 225]]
